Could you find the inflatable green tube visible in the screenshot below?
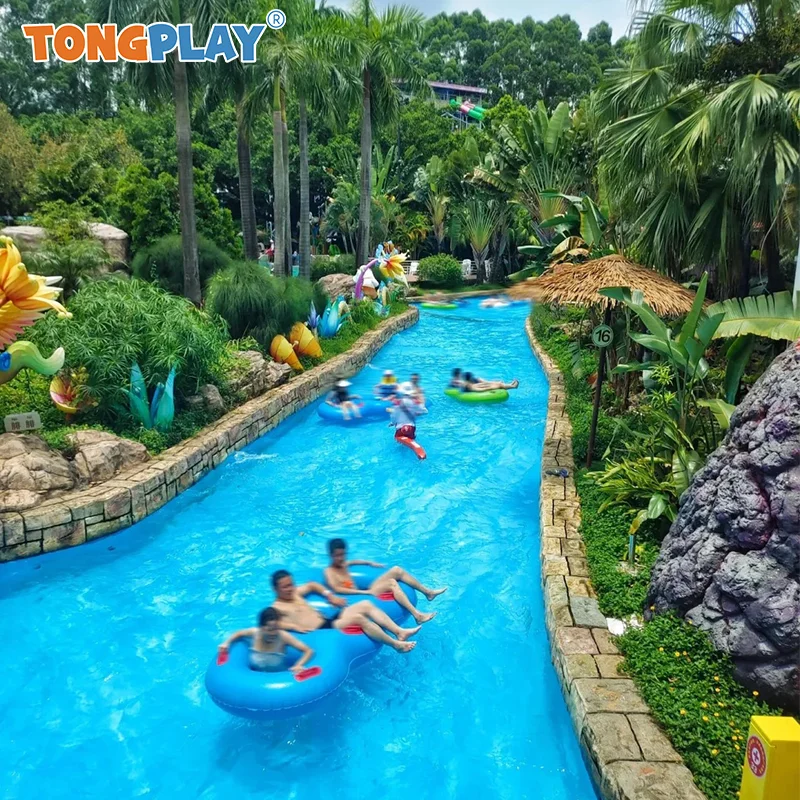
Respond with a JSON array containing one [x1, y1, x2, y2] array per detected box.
[[421, 302, 458, 310], [444, 387, 509, 403]]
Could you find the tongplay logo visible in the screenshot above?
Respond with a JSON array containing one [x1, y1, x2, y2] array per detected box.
[[21, 13, 285, 64]]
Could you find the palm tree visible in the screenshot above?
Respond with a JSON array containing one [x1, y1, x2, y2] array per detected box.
[[205, 49, 266, 262], [473, 101, 580, 239], [257, 36, 298, 277], [595, 1, 800, 297], [290, 1, 356, 278], [347, 0, 425, 268], [460, 199, 499, 284], [97, 0, 215, 304]]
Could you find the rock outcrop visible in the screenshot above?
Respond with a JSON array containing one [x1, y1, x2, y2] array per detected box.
[[0, 434, 75, 511], [185, 384, 226, 415], [317, 272, 354, 301], [229, 351, 292, 399], [0, 430, 150, 512], [648, 342, 800, 709], [67, 429, 149, 483], [1, 223, 130, 265]]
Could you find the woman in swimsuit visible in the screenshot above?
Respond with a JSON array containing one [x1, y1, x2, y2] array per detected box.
[[218, 607, 315, 673]]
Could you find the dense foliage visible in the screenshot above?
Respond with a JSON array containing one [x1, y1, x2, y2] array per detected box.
[[417, 254, 463, 287], [132, 235, 232, 295], [27, 280, 230, 418], [619, 615, 779, 800], [206, 262, 325, 347]]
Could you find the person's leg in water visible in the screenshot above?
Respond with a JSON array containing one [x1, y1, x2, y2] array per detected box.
[[335, 601, 420, 653], [472, 379, 519, 391], [341, 400, 361, 420], [371, 566, 447, 624]]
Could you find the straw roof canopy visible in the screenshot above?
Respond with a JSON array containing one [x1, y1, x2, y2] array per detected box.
[[508, 254, 698, 316]]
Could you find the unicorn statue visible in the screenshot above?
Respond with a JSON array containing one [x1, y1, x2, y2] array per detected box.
[[353, 241, 408, 301]]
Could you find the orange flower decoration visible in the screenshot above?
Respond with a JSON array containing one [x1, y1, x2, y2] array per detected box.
[[0, 236, 70, 349]]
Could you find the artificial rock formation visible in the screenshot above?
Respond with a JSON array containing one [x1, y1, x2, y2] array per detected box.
[[229, 351, 291, 400], [648, 342, 800, 709], [0, 430, 150, 512], [317, 272, 354, 301], [0, 434, 75, 511], [67, 429, 149, 484], [0, 223, 130, 265]]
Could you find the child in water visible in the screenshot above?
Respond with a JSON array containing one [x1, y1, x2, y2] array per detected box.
[[325, 379, 362, 419], [388, 383, 427, 440], [218, 607, 315, 673], [375, 369, 398, 397]]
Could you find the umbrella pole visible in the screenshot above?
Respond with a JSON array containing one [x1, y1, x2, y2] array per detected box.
[[586, 305, 612, 468]]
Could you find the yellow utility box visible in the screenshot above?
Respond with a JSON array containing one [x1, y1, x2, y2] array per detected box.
[[739, 716, 800, 800]]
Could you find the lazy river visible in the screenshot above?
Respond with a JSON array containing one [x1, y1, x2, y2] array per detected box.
[[0, 298, 597, 800]]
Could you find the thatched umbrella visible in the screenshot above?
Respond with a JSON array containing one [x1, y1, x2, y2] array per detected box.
[[508, 254, 698, 317], [512, 255, 699, 466]]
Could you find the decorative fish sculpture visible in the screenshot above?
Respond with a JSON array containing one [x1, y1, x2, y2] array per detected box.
[[0, 340, 65, 386], [289, 322, 322, 358], [270, 335, 303, 371]]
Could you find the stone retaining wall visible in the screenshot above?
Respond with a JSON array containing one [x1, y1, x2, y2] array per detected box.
[[0, 309, 419, 563], [527, 319, 706, 800]]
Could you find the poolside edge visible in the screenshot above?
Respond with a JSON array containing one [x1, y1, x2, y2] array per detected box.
[[0, 308, 419, 563], [526, 319, 706, 800]]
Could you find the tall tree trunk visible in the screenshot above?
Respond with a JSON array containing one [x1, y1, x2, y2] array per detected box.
[[173, 56, 200, 305], [763, 221, 784, 293], [736, 233, 751, 299], [272, 79, 286, 277], [357, 69, 372, 268], [281, 91, 291, 272], [236, 109, 258, 262], [298, 93, 311, 280]]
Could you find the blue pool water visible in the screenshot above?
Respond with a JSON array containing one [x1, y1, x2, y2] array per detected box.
[[0, 299, 597, 800]]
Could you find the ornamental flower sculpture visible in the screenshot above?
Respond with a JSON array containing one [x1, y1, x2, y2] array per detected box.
[[50, 367, 96, 420], [353, 242, 408, 300], [0, 236, 70, 386]]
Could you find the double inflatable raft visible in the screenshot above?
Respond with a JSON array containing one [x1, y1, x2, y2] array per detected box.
[[205, 566, 416, 720], [316, 397, 392, 424], [444, 387, 509, 404]]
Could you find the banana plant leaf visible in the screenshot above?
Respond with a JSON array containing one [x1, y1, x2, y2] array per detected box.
[[698, 398, 736, 431], [153, 366, 176, 432], [723, 335, 756, 403], [677, 272, 708, 346], [671, 449, 702, 495], [706, 291, 800, 341]]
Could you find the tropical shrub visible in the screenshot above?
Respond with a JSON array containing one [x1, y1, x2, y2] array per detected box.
[[27, 279, 229, 420], [206, 262, 325, 347], [417, 254, 463, 287], [33, 200, 94, 245], [25, 239, 110, 300], [110, 164, 179, 252], [310, 254, 358, 281], [131, 234, 232, 296]]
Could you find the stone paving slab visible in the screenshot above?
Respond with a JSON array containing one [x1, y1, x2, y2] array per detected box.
[[526, 319, 705, 800], [1, 309, 419, 563]]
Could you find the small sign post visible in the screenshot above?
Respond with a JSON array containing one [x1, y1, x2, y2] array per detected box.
[[4, 411, 42, 433], [586, 309, 613, 468]]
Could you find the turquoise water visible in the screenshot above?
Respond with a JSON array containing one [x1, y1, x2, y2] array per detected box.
[[0, 299, 597, 800]]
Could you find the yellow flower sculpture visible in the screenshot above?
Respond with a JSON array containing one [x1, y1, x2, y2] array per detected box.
[[0, 236, 70, 349], [377, 251, 408, 285]]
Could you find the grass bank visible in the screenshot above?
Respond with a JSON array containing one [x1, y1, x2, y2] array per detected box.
[[530, 303, 776, 800]]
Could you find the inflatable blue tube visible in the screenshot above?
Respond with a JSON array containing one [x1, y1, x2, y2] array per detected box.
[[375, 383, 398, 398], [316, 398, 392, 424], [205, 566, 416, 720]]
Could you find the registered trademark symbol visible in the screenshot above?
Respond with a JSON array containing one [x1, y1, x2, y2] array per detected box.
[[267, 9, 286, 29]]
